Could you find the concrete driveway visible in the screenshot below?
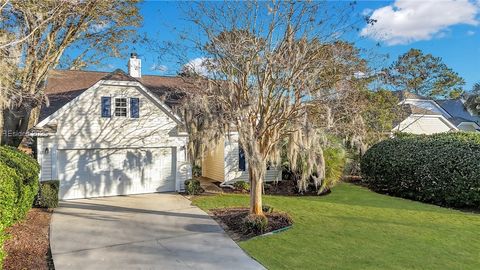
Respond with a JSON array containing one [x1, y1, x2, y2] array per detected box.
[[50, 193, 264, 270]]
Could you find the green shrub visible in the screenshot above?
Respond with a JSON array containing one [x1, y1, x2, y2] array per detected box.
[[36, 180, 60, 208], [0, 146, 39, 185], [0, 146, 40, 221], [0, 146, 40, 267], [233, 181, 250, 192], [192, 165, 202, 178], [262, 205, 274, 213], [322, 144, 346, 192], [243, 214, 268, 234], [0, 162, 19, 228], [361, 132, 480, 208], [184, 179, 203, 195]]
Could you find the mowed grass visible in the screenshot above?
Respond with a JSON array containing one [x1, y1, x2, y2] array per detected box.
[[192, 183, 480, 270]]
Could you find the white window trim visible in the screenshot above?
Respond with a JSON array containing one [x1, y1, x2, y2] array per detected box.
[[113, 97, 129, 117]]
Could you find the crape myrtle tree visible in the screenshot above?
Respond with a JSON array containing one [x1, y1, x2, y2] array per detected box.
[[0, 0, 142, 145], [176, 1, 361, 216]]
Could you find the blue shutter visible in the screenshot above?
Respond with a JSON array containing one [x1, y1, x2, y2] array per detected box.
[[101, 97, 111, 117], [130, 98, 139, 118], [238, 145, 246, 171]]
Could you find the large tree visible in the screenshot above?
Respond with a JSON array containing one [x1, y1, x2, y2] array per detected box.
[[383, 48, 465, 98], [175, 1, 361, 216], [0, 0, 141, 145]]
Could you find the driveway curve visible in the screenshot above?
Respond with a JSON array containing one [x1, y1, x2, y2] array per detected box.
[[50, 193, 264, 270]]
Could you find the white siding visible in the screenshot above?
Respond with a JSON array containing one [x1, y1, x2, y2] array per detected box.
[[52, 83, 185, 149], [457, 122, 478, 132], [175, 146, 190, 191], [224, 134, 281, 184], [396, 116, 454, 134], [38, 81, 191, 197]]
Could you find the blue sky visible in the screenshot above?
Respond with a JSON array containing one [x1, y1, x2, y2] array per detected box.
[[85, 0, 480, 91]]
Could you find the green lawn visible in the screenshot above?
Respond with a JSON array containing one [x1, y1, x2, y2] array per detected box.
[[192, 183, 480, 270]]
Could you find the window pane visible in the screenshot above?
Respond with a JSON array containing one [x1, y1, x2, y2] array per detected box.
[[130, 98, 139, 118], [238, 145, 246, 171], [114, 98, 127, 117], [101, 97, 111, 118]]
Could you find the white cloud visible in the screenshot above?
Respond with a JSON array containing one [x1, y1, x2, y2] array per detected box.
[[467, 30, 476, 35], [182, 57, 212, 76], [361, 0, 480, 45], [150, 63, 168, 72], [89, 21, 110, 33]]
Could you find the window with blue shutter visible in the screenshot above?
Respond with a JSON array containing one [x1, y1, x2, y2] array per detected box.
[[101, 97, 111, 117], [238, 145, 246, 171], [130, 98, 139, 118]]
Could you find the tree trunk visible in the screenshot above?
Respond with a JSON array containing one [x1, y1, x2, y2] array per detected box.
[[249, 165, 264, 216], [0, 107, 4, 145], [2, 106, 31, 147]]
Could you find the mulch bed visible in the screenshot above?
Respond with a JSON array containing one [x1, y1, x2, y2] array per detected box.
[[211, 208, 292, 241], [217, 180, 334, 196], [3, 208, 54, 270]]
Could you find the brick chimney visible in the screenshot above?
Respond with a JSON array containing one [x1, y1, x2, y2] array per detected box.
[[128, 53, 141, 78]]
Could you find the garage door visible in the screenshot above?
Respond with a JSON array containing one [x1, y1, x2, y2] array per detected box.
[[57, 148, 175, 200]]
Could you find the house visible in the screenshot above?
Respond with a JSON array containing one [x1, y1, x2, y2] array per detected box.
[[33, 54, 279, 200], [202, 134, 281, 187], [392, 91, 480, 134]]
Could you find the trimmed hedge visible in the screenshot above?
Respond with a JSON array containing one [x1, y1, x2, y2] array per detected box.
[[0, 146, 40, 266], [185, 179, 203, 195], [361, 132, 480, 209], [36, 180, 60, 209]]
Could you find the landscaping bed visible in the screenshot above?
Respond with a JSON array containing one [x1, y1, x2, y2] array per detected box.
[[211, 208, 292, 241], [3, 208, 53, 270], [218, 180, 331, 196]]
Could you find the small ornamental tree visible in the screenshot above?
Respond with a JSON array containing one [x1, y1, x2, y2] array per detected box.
[[176, 1, 360, 216]]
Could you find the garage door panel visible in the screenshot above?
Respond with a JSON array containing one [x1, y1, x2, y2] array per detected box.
[[58, 148, 175, 200]]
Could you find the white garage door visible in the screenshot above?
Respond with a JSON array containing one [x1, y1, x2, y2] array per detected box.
[[57, 148, 175, 200]]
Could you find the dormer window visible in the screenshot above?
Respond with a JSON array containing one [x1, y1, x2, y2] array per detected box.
[[114, 98, 127, 117]]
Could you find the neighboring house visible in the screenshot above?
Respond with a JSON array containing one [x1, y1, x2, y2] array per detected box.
[[392, 91, 480, 134], [33, 54, 279, 200]]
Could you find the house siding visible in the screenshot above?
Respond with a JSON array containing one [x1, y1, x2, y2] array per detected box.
[[37, 81, 190, 195], [202, 137, 225, 181], [224, 134, 281, 184], [396, 116, 454, 134]]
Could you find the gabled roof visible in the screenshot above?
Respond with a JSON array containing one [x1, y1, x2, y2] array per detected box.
[[402, 104, 441, 116], [392, 90, 429, 100], [40, 69, 191, 122], [435, 99, 480, 125]]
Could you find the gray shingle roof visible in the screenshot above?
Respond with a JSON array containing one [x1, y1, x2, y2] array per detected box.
[[436, 99, 480, 125]]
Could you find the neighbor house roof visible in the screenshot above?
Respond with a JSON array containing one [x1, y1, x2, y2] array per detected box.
[[393, 90, 430, 101], [40, 69, 191, 122], [435, 99, 480, 125], [402, 104, 441, 116]]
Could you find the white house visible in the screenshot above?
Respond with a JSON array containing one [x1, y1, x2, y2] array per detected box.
[[33, 54, 279, 200], [392, 91, 480, 134]]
